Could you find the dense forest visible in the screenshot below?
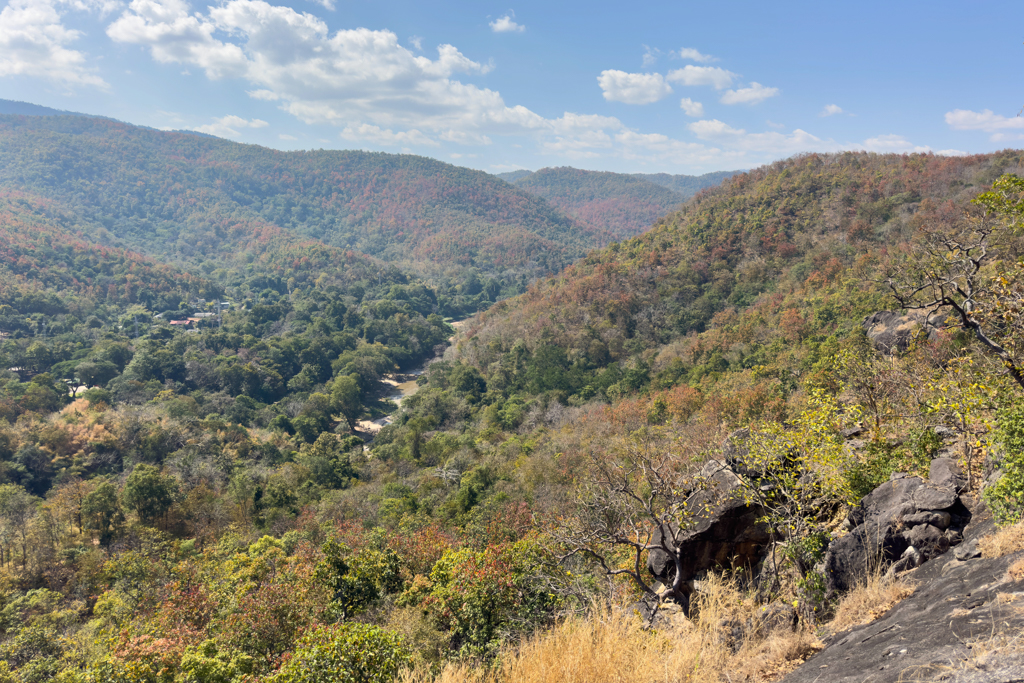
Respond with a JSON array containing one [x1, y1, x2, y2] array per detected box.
[[0, 118, 1023, 683]]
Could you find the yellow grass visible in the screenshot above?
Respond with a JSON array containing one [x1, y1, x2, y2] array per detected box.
[[979, 520, 1024, 559], [826, 570, 915, 635], [400, 576, 823, 683]]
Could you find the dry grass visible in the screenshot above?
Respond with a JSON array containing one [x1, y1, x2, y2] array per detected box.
[[400, 576, 822, 683], [826, 571, 915, 635], [1008, 557, 1024, 582], [978, 520, 1024, 558]]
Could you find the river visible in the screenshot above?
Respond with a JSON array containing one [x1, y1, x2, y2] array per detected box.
[[356, 318, 468, 436]]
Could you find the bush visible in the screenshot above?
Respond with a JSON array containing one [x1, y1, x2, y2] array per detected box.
[[985, 403, 1024, 524], [266, 623, 409, 683]]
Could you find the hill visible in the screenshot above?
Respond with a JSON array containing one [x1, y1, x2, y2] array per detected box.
[[504, 167, 688, 240], [634, 169, 742, 196], [0, 114, 604, 284], [503, 166, 742, 240], [453, 151, 1024, 410]]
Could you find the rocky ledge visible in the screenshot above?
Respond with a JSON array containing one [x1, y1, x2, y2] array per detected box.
[[783, 507, 1024, 683]]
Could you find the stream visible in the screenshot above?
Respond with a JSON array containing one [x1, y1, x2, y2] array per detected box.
[[356, 319, 467, 436]]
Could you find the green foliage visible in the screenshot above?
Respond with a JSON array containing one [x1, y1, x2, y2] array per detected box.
[[266, 623, 409, 683], [313, 540, 403, 621], [122, 465, 177, 525], [985, 402, 1024, 524]]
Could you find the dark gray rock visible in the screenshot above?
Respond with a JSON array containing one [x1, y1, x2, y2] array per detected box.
[[647, 459, 771, 593], [953, 538, 980, 561], [782, 509, 1022, 683], [862, 311, 943, 354], [913, 484, 957, 511], [904, 523, 948, 555], [825, 523, 910, 594], [902, 510, 951, 529], [929, 457, 967, 494]]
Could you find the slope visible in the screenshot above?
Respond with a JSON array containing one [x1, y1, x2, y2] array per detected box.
[[506, 166, 688, 240], [0, 114, 602, 281], [453, 151, 1024, 410]]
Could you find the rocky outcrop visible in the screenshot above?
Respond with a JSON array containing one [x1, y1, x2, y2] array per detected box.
[[782, 508, 1024, 683], [823, 458, 971, 595], [647, 458, 772, 599], [863, 310, 945, 354]]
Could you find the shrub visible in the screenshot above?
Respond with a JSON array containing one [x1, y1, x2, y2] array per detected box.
[[266, 623, 409, 683], [985, 403, 1024, 524]]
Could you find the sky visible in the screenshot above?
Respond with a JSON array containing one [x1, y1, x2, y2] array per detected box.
[[0, 0, 1023, 175]]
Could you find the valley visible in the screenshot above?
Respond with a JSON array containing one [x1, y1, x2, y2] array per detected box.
[[0, 106, 1021, 683]]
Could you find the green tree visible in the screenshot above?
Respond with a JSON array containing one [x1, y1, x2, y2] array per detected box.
[[121, 464, 177, 526], [265, 623, 409, 683], [81, 480, 125, 546]]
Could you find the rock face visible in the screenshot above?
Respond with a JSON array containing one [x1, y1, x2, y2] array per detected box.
[[862, 310, 944, 354], [646, 459, 772, 597], [823, 458, 970, 595], [782, 509, 1024, 683]]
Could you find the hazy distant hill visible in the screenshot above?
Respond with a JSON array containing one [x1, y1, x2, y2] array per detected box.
[[0, 114, 606, 279], [495, 169, 535, 183], [501, 166, 742, 240], [633, 170, 742, 197]]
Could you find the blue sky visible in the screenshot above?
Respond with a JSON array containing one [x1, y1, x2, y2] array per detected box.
[[1, 0, 1022, 174]]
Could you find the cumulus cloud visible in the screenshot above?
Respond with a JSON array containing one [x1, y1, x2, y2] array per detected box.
[[820, 104, 843, 117], [861, 134, 930, 153], [279, 133, 297, 140], [195, 114, 268, 137], [0, 0, 108, 88], [675, 47, 716, 63], [597, 70, 672, 104], [106, 0, 563, 145], [679, 97, 704, 117], [489, 14, 524, 33], [720, 82, 779, 105], [945, 109, 1024, 140], [308, 0, 335, 9], [666, 65, 736, 89], [688, 118, 827, 155]]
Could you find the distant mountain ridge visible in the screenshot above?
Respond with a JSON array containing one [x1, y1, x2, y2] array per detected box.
[[0, 99, 216, 138], [0, 113, 609, 282], [496, 166, 742, 241]]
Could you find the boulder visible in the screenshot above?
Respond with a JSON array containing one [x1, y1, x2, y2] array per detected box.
[[929, 457, 967, 493], [647, 459, 771, 595], [912, 484, 958, 510], [862, 310, 944, 354], [824, 474, 970, 595], [901, 510, 951, 529]]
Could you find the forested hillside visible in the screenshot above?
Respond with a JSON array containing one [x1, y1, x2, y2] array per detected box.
[[502, 166, 741, 240], [0, 115, 602, 285]]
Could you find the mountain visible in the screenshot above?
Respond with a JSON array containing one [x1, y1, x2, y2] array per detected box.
[[0, 114, 606, 284], [633, 169, 742, 196], [496, 169, 534, 183], [453, 151, 1024, 408], [502, 166, 743, 241]]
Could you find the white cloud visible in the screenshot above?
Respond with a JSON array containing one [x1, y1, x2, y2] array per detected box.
[[675, 47, 716, 63], [408, 35, 422, 51], [666, 65, 736, 89], [0, 0, 109, 88], [720, 82, 779, 105], [108, 0, 554, 143], [279, 133, 297, 140], [820, 104, 843, 117], [688, 119, 828, 155], [597, 70, 672, 104], [308, 0, 334, 10], [861, 134, 930, 153], [765, 120, 785, 129], [489, 14, 524, 33], [641, 45, 661, 67], [679, 97, 704, 117], [195, 114, 268, 137], [341, 123, 439, 147], [945, 109, 1024, 140]]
